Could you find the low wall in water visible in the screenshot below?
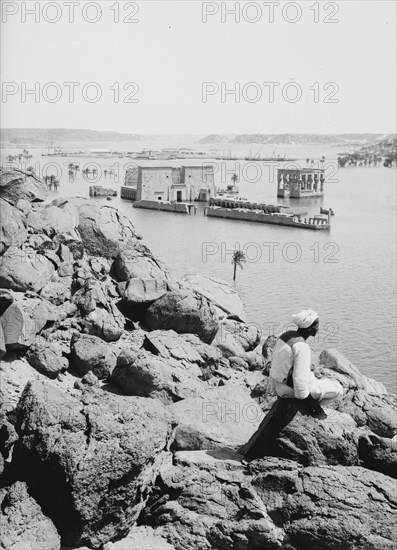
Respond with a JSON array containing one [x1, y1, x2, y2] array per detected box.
[[132, 200, 195, 214]]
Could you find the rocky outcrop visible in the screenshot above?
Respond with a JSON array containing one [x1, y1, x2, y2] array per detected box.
[[112, 346, 209, 405], [13, 380, 176, 548], [73, 199, 142, 258], [0, 248, 55, 292], [0, 198, 28, 254], [146, 289, 219, 344], [180, 274, 247, 322], [318, 348, 388, 394], [335, 389, 397, 438], [26, 335, 68, 379], [0, 481, 61, 550], [70, 333, 117, 379], [169, 385, 264, 451], [141, 452, 397, 550], [114, 240, 172, 283], [26, 201, 79, 238], [0, 168, 49, 205]]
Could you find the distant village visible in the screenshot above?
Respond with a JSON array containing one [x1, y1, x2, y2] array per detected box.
[[337, 136, 397, 167]]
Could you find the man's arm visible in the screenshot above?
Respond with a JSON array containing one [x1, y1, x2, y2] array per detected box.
[[292, 342, 312, 399]]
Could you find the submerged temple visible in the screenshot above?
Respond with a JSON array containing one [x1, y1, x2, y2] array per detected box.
[[277, 162, 325, 198]]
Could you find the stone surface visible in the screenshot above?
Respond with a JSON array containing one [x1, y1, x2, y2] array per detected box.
[[14, 380, 176, 548], [104, 526, 175, 550], [26, 336, 69, 379], [0, 198, 28, 254], [114, 240, 172, 283], [70, 333, 117, 379], [122, 277, 171, 310], [146, 289, 219, 344], [241, 397, 359, 468], [212, 319, 261, 358], [0, 294, 60, 349], [112, 347, 208, 404], [73, 199, 141, 258], [335, 389, 397, 438], [40, 280, 72, 305], [169, 385, 264, 451], [0, 248, 55, 292], [0, 481, 61, 550], [318, 348, 388, 394], [0, 168, 49, 205], [358, 432, 397, 478], [180, 273, 247, 322], [26, 201, 79, 238]]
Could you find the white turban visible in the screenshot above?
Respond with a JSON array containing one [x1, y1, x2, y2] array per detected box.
[[291, 309, 318, 329]]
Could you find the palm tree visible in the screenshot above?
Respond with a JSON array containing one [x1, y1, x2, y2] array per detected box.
[[232, 250, 246, 281], [231, 173, 238, 185]]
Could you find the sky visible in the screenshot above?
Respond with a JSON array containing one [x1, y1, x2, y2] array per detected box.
[[1, 0, 396, 134]]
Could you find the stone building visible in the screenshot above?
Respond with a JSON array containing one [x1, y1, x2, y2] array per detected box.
[[123, 164, 216, 202], [277, 162, 325, 198]]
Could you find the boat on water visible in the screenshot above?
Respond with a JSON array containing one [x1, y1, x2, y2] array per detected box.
[[215, 183, 247, 201], [245, 148, 296, 162], [205, 206, 330, 230]]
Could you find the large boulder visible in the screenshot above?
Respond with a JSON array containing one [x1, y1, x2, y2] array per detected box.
[[26, 336, 69, 379], [241, 398, 360, 468], [26, 201, 79, 238], [112, 346, 209, 404], [73, 199, 141, 258], [40, 280, 72, 305], [169, 385, 264, 451], [120, 277, 172, 320], [72, 279, 125, 342], [250, 458, 397, 550], [0, 198, 28, 254], [335, 390, 397, 438], [141, 451, 284, 550], [70, 333, 117, 379], [319, 348, 388, 395], [113, 240, 172, 283], [14, 380, 176, 548], [104, 526, 175, 550], [0, 481, 60, 550], [0, 293, 60, 350], [142, 453, 397, 550], [0, 168, 48, 205], [0, 248, 55, 292], [180, 274, 247, 322], [145, 289, 219, 344]]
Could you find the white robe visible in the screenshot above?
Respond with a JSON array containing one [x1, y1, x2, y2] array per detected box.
[[269, 338, 343, 405]]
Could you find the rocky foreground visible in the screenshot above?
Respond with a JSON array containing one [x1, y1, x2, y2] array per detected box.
[[0, 169, 396, 550]]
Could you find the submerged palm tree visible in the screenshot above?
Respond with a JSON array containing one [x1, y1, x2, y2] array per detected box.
[[231, 173, 238, 185], [232, 250, 246, 281]]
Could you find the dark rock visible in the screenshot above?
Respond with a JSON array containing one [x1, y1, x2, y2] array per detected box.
[[358, 432, 397, 478], [180, 273, 247, 322], [169, 385, 264, 451], [335, 390, 397, 438], [0, 248, 55, 292], [0, 198, 28, 254], [26, 336, 68, 379], [52, 230, 84, 260], [261, 335, 277, 375], [0, 289, 14, 316], [121, 277, 171, 319], [70, 333, 117, 379], [241, 397, 358, 467], [74, 371, 100, 390], [0, 481, 61, 550], [0, 168, 49, 205], [250, 458, 397, 550], [14, 380, 175, 548], [145, 289, 219, 344]]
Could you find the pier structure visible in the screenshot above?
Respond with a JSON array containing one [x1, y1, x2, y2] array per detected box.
[[277, 162, 325, 198]]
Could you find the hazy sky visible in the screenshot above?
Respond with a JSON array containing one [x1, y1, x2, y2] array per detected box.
[[1, 0, 396, 134]]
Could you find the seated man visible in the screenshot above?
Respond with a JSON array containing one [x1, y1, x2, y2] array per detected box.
[[269, 309, 343, 406]]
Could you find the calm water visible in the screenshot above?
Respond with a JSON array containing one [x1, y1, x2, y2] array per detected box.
[[2, 142, 396, 393]]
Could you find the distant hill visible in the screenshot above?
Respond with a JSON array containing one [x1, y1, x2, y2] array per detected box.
[[232, 133, 386, 145], [1, 128, 146, 144], [197, 134, 231, 144]]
